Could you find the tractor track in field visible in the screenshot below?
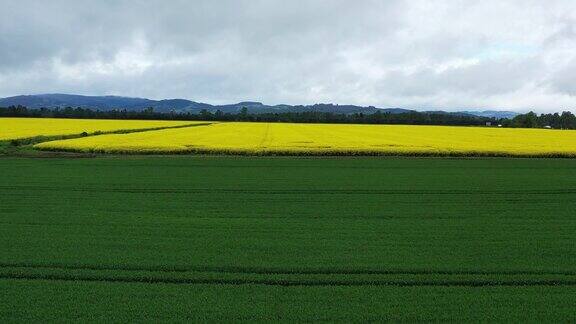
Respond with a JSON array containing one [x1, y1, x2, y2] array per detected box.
[[1, 262, 575, 276], [2, 185, 576, 195], [2, 272, 576, 287], [2, 257, 576, 288]]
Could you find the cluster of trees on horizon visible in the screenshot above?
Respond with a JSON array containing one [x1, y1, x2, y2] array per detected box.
[[1, 105, 576, 129]]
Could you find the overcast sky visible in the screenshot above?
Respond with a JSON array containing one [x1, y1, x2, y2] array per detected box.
[[1, 0, 576, 112]]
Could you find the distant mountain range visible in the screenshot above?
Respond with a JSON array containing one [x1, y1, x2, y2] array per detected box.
[[0, 94, 519, 119]]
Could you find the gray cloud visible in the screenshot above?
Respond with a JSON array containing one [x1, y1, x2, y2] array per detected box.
[[0, 0, 576, 112]]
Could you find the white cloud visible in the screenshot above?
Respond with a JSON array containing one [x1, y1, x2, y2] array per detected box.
[[0, 0, 576, 112]]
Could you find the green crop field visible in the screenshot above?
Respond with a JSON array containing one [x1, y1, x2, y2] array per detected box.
[[1, 156, 576, 321]]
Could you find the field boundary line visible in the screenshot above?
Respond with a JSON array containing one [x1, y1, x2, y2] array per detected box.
[[33, 145, 576, 158]]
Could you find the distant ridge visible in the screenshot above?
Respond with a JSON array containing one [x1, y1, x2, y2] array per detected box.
[[458, 110, 519, 119], [0, 94, 518, 118]]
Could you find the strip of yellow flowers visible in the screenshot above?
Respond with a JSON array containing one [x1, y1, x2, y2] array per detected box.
[[0, 117, 202, 141], [34, 122, 576, 157]]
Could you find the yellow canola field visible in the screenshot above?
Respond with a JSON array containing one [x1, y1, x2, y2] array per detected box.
[[35, 122, 576, 157], [0, 117, 200, 141]]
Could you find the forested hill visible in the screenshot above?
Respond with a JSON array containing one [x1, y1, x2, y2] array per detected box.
[[0, 94, 517, 118]]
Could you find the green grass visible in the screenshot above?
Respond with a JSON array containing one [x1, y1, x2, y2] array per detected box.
[[1, 156, 576, 321]]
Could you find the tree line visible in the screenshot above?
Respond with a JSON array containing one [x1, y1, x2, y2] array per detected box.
[[0, 105, 500, 126], [510, 111, 576, 129], [1, 105, 575, 129]]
